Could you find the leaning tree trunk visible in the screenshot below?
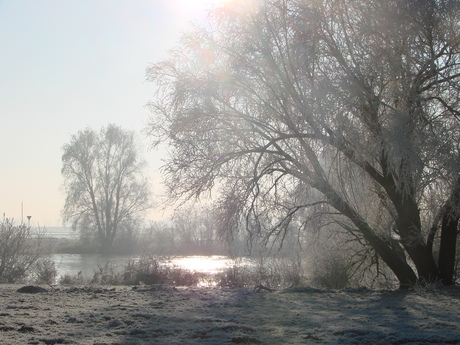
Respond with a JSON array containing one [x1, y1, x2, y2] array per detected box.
[[325, 187, 419, 289]]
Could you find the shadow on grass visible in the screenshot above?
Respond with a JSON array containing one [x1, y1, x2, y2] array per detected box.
[[111, 287, 460, 345]]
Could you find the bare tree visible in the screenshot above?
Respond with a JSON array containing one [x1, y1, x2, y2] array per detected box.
[[147, 0, 460, 288], [62, 124, 151, 252]]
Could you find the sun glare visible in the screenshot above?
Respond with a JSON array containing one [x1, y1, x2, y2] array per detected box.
[[170, 0, 227, 18], [170, 0, 260, 20], [171, 256, 232, 275]]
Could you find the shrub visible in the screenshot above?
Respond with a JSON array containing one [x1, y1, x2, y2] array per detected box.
[[121, 256, 205, 286], [59, 271, 86, 285], [311, 254, 353, 289], [217, 255, 307, 289], [91, 262, 123, 285], [31, 258, 58, 285], [122, 256, 168, 285], [217, 264, 247, 288], [0, 219, 47, 283], [169, 266, 206, 286]]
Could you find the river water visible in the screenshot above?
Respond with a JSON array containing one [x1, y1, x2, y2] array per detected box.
[[50, 254, 237, 279]]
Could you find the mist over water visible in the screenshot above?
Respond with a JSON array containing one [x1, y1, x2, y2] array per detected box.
[[44, 227, 76, 239], [41, 227, 243, 280]]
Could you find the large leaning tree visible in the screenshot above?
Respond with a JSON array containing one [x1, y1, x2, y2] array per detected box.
[[62, 124, 151, 252], [147, 0, 460, 288]]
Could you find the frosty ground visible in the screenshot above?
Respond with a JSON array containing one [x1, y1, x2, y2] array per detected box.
[[0, 284, 459, 345]]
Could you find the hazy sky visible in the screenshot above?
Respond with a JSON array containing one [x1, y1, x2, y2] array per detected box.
[[0, 0, 222, 227]]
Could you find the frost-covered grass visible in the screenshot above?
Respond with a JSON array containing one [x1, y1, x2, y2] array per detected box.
[[1, 284, 459, 344]]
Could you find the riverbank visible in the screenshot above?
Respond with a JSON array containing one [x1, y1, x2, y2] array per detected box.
[[1, 284, 459, 344]]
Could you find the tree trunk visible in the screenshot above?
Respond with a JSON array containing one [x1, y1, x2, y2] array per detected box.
[[404, 243, 439, 284], [437, 178, 460, 285], [438, 210, 459, 285], [382, 175, 440, 284]]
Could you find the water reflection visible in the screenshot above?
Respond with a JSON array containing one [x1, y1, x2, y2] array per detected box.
[[52, 253, 131, 278]]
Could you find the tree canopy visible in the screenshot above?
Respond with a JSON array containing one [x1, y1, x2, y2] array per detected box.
[[147, 0, 460, 288], [62, 124, 151, 252]]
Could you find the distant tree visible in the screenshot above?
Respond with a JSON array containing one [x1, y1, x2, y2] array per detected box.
[[62, 124, 151, 252], [172, 205, 225, 255], [147, 0, 460, 288], [141, 221, 176, 254]]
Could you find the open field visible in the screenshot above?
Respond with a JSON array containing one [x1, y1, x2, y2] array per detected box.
[[0, 284, 459, 344]]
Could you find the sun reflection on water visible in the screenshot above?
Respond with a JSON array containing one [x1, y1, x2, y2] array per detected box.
[[168, 255, 253, 287], [170, 255, 235, 274]]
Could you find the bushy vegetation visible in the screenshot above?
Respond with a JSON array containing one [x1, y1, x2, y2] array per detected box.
[[53, 226, 401, 289], [30, 258, 58, 285], [310, 254, 353, 290], [0, 219, 54, 283]]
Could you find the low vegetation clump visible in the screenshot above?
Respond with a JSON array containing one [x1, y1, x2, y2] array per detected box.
[[121, 256, 206, 286], [57, 256, 207, 287], [216, 256, 308, 289]]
